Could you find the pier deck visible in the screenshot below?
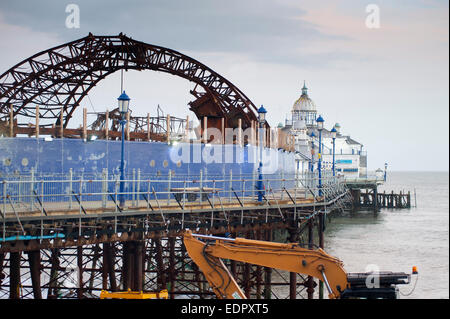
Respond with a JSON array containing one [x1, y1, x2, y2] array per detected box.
[[0, 173, 352, 300]]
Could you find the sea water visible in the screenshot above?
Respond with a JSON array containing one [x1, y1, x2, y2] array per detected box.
[[325, 171, 449, 299]]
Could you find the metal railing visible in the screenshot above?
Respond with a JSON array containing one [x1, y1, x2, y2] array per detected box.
[[1, 171, 347, 213], [0, 170, 351, 241]]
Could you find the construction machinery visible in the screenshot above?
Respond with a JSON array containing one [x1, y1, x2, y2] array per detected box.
[[99, 289, 169, 299], [183, 231, 415, 299]]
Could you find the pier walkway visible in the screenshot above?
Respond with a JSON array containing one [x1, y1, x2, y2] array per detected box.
[[0, 172, 351, 251]]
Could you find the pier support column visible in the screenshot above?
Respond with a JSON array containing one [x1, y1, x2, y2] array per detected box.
[[373, 187, 378, 214], [27, 250, 42, 299], [388, 191, 394, 208], [350, 189, 361, 213], [134, 241, 144, 292], [0, 253, 4, 287], [407, 191, 411, 208], [168, 237, 176, 298], [307, 218, 315, 299], [103, 243, 117, 291], [77, 246, 84, 299], [121, 242, 133, 290], [9, 252, 21, 299], [155, 237, 167, 291]]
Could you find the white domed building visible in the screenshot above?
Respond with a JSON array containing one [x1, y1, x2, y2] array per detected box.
[[281, 82, 319, 176], [292, 82, 317, 127], [280, 82, 367, 178]]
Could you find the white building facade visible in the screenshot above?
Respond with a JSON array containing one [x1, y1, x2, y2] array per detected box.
[[281, 82, 367, 179]]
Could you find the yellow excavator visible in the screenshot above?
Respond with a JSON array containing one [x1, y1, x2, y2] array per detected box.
[[183, 231, 416, 299]]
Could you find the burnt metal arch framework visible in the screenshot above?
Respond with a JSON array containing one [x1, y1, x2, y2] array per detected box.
[[0, 33, 261, 129]]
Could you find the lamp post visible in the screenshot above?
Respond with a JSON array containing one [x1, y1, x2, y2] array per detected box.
[[257, 105, 267, 202], [316, 115, 324, 196], [309, 131, 315, 172], [384, 162, 388, 182], [316, 115, 325, 300], [331, 127, 337, 177], [118, 91, 130, 207]]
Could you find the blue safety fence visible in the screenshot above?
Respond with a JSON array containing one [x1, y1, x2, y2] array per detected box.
[[0, 171, 300, 211]]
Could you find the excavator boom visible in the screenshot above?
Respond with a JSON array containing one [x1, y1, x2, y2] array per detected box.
[[184, 231, 413, 299], [183, 231, 349, 299]]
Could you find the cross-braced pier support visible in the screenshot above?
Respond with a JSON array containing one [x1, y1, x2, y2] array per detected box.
[[0, 210, 335, 299]]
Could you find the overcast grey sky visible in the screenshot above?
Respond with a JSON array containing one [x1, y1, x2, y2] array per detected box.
[[0, 0, 448, 171]]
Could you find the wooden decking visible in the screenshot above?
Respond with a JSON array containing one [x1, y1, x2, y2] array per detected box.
[[2, 190, 324, 222]]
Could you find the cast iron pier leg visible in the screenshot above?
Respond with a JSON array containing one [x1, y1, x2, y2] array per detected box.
[[134, 241, 144, 292], [27, 250, 42, 299], [307, 218, 315, 299], [9, 252, 21, 299]]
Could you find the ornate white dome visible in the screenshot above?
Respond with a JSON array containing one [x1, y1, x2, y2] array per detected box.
[[292, 82, 316, 112]]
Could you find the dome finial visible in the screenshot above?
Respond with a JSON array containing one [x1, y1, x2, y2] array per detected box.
[[302, 81, 308, 95]]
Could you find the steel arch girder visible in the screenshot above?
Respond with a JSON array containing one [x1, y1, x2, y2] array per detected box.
[[0, 34, 261, 129]]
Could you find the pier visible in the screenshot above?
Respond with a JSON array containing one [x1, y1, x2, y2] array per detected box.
[[0, 34, 412, 300], [0, 172, 351, 299], [345, 178, 412, 212]]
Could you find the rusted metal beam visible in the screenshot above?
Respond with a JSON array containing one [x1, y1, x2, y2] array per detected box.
[[0, 34, 261, 131]]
